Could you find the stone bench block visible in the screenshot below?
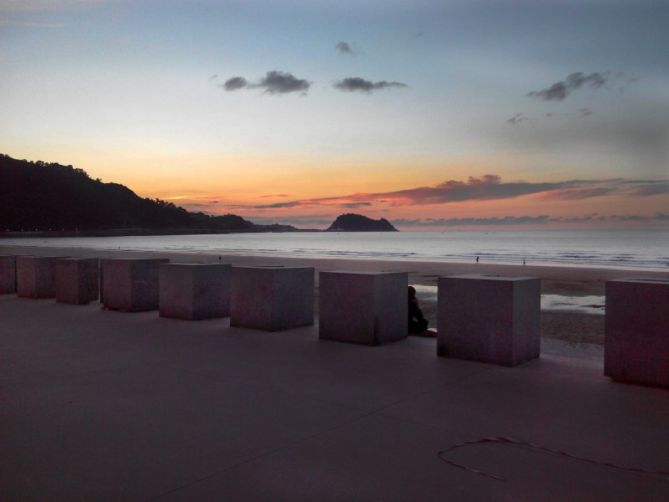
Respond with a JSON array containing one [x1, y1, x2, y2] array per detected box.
[[56, 258, 99, 305], [319, 271, 408, 346], [0, 255, 17, 294], [438, 274, 541, 366], [605, 278, 669, 387], [17, 256, 59, 298], [159, 263, 231, 320], [101, 258, 169, 312], [231, 266, 314, 331]]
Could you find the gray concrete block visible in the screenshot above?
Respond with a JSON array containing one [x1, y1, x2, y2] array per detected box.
[[55, 258, 99, 305], [605, 278, 669, 387], [231, 266, 314, 331], [16, 256, 59, 298], [101, 258, 169, 312], [319, 271, 409, 346], [159, 263, 231, 320], [0, 255, 16, 294], [438, 274, 541, 366]]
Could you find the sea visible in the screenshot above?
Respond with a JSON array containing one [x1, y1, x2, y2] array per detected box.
[[2, 229, 668, 271]]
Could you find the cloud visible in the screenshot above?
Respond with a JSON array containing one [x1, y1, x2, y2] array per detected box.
[[374, 175, 568, 205], [629, 182, 669, 196], [340, 202, 372, 208], [222, 76, 248, 91], [506, 113, 528, 126], [528, 72, 609, 102], [257, 70, 310, 94], [253, 201, 303, 209], [579, 108, 594, 117], [541, 187, 615, 200], [334, 77, 407, 93], [243, 176, 669, 210], [220, 71, 311, 95], [336, 41, 354, 55]]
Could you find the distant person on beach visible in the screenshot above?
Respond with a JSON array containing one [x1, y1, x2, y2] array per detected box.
[[476, 256, 479, 264], [408, 286, 434, 336]]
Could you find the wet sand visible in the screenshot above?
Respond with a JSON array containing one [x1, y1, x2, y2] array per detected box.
[[3, 243, 667, 350]]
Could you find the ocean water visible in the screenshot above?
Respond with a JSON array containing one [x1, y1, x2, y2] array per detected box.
[[2, 229, 668, 271]]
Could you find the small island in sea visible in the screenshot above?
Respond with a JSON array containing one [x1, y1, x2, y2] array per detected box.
[[326, 213, 397, 232]]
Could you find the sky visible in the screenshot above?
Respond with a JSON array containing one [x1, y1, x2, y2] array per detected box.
[[1, 0, 668, 230]]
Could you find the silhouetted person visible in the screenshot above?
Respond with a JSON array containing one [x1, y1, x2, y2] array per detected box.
[[408, 286, 431, 335], [475, 256, 479, 264]]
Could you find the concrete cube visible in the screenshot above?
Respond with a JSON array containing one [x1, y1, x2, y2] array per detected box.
[[319, 271, 408, 346], [231, 266, 314, 331], [16, 256, 59, 298], [605, 278, 669, 387], [159, 263, 231, 320], [101, 258, 169, 312], [0, 255, 16, 294], [55, 258, 99, 305], [438, 274, 541, 366]]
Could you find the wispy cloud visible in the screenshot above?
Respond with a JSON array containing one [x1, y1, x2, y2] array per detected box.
[[528, 72, 608, 102], [220, 71, 311, 95], [506, 113, 528, 126], [333, 77, 407, 93], [243, 175, 669, 210]]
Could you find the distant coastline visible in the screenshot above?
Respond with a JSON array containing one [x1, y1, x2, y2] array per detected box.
[[0, 227, 319, 238], [1, 154, 396, 235]]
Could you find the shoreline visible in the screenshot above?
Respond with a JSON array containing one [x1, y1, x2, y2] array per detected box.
[[2, 243, 667, 294]]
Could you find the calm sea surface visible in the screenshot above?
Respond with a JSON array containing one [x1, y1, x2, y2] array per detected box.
[[2, 230, 668, 271]]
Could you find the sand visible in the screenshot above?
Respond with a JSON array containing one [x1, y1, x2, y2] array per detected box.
[[2, 243, 667, 351]]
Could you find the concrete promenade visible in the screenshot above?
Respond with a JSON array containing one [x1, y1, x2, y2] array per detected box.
[[1, 295, 668, 501]]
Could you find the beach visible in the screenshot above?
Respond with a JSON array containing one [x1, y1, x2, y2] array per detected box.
[[2, 274, 669, 500], [3, 243, 667, 354]]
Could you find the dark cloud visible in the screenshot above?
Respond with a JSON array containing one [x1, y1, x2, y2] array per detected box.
[[579, 108, 594, 117], [629, 182, 669, 196], [336, 41, 354, 55], [506, 113, 528, 126], [340, 202, 372, 208], [220, 71, 310, 94], [254, 201, 303, 209], [374, 175, 567, 205], [334, 77, 407, 93], [257, 70, 310, 94], [542, 187, 614, 200], [222, 76, 248, 91], [528, 72, 609, 102], [245, 176, 668, 210]]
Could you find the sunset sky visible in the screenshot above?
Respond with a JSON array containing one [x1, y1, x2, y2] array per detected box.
[[1, 0, 668, 229]]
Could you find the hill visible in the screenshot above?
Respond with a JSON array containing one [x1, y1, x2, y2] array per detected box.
[[326, 213, 397, 232], [0, 154, 296, 234]]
